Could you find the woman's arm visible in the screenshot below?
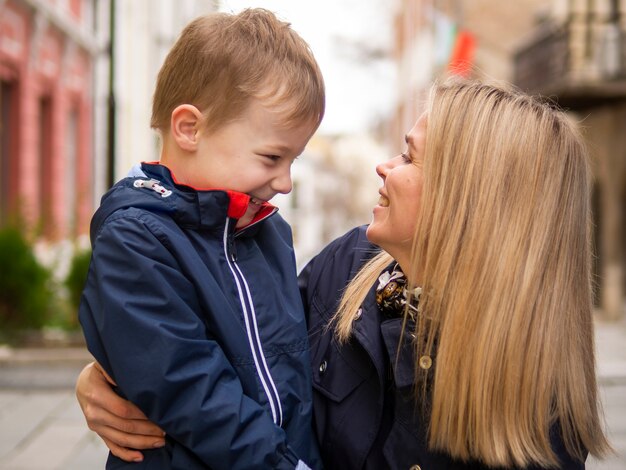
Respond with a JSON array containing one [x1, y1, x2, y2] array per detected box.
[[76, 362, 165, 463]]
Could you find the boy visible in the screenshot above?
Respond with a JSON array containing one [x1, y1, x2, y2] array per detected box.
[[79, 9, 324, 469]]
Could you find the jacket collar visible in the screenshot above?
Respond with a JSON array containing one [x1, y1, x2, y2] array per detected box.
[[351, 282, 419, 390], [91, 162, 277, 242], [140, 162, 277, 232]]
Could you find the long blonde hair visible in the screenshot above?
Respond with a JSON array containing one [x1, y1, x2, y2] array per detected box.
[[334, 80, 610, 467]]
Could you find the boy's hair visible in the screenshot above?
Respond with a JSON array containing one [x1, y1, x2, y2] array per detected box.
[[151, 8, 325, 134]]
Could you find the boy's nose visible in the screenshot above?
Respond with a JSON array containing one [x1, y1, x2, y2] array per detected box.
[[272, 169, 293, 194]]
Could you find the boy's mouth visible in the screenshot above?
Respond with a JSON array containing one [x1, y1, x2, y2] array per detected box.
[[249, 197, 264, 207], [247, 197, 269, 214]]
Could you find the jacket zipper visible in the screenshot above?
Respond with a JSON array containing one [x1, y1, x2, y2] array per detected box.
[[222, 217, 283, 426]]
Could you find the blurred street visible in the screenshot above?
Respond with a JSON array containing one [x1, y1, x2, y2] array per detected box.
[[0, 318, 624, 469], [0, 347, 107, 468]]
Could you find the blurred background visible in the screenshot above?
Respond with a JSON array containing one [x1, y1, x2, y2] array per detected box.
[[0, 0, 624, 468]]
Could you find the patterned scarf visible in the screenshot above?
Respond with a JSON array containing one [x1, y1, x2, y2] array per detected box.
[[375, 263, 422, 320]]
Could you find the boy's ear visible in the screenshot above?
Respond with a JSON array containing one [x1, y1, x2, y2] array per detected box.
[[170, 104, 203, 152]]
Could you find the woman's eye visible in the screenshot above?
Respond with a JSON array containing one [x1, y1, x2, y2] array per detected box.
[[401, 152, 411, 163], [263, 155, 281, 162]]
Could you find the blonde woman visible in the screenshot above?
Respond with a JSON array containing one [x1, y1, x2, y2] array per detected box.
[[77, 81, 610, 469]]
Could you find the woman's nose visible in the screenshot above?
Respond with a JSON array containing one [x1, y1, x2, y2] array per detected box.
[[376, 157, 398, 178], [376, 161, 389, 178]]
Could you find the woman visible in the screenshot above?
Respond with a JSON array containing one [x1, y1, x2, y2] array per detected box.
[[77, 80, 611, 468]]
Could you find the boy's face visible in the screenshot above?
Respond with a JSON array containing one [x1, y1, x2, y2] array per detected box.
[[185, 99, 318, 228]]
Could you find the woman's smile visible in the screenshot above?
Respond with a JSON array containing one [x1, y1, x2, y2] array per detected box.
[[377, 193, 390, 208]]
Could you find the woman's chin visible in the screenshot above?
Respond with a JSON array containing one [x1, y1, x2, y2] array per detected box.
[[365, 223, 383, 246]]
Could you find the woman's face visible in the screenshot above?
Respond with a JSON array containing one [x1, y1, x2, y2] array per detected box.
[[367, 114, 426, 268]]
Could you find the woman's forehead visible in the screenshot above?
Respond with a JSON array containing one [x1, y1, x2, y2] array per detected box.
[[406, 113, 427, 147]]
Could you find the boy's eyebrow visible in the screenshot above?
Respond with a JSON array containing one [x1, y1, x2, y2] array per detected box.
[[270, 143, 291, 152], [266, 142, 299, 155]]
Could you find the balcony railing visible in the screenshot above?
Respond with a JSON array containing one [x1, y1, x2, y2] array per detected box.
[[514, 20, 626, 108]]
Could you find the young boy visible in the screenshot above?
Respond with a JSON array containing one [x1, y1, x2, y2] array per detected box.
[[79, 9, 324, 469]]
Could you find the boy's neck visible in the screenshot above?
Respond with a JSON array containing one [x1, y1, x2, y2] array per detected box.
[[158, 134, 191, 186]]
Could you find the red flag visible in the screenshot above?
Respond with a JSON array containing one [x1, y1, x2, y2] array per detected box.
[[448, 30, 476, 77]]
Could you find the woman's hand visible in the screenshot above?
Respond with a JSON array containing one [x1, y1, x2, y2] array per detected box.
[[76, 362, 166, 462]]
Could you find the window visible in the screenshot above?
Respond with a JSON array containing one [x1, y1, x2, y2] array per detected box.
[[38, 96, 53, 237], [0, 80, 16, 227], [65, 108, 79, 236]]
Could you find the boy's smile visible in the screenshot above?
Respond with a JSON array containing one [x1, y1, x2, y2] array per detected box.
[[240, 195, 268, 227]]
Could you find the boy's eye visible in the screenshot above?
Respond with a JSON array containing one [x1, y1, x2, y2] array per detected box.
[[263, 155, 281, 162]]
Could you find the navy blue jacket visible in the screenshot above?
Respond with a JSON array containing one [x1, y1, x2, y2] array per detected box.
[[80, 163, 320, 469], [299, 226, 586, 470]]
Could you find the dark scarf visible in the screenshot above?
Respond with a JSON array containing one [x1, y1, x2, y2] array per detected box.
[[375, 263, 421, 320]]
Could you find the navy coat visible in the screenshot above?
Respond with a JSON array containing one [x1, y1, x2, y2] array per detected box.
[[80, 163, 320, 469], [299, 226, 586, 470]]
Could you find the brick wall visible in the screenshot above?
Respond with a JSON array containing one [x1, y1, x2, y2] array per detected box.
[[0, 0, 94, 239]]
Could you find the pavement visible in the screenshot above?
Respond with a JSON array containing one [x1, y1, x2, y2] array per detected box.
[[0, 346, 108, 469], [0, 317, 625, 470]]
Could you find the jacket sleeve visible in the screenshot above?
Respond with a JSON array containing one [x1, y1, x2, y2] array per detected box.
[[524, 423, 587, 470], [79, 213, 307, 470]]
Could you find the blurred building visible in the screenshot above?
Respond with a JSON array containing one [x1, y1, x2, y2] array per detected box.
[[0, 0, 102, 239], [0, 0, 391, 273], [390, 0, 546, 146], [109, 0, 217, 183], [390, 0, 626, 320], [515, 0, 626, 320]]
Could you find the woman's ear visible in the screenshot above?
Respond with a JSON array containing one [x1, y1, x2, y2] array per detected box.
[[170, 104, 202, 152]]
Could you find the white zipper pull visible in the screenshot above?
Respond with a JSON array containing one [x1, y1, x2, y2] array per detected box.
[[133, 178, 172, 198]]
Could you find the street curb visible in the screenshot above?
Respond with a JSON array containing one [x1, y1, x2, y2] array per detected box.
[[0, 346, 93, 366]]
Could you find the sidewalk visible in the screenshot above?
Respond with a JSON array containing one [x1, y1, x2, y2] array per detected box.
[[0, 345, 107, 469], [595, 317, 626, 383], [0, 317, 624, 469], [0, 345, 92, 390], [589, 317, 626, 470]]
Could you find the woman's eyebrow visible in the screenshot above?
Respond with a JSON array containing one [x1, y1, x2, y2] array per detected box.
[[405, 134, 415, 149]]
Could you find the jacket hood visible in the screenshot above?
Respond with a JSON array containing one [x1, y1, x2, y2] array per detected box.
[[90, 162, 277, 243]]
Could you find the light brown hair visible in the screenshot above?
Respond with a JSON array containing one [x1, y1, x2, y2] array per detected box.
[[151, 8, 325, 134], [335, 80, 610, 467]]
